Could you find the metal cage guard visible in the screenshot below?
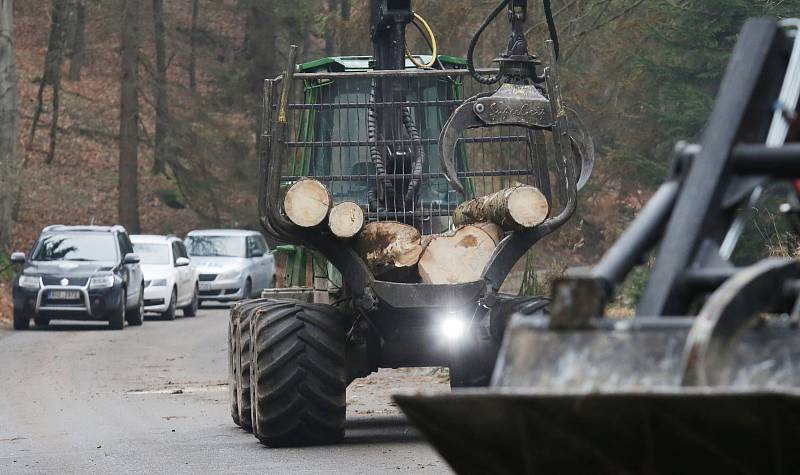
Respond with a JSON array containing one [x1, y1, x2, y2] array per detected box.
[[259, 44, 578, 308]]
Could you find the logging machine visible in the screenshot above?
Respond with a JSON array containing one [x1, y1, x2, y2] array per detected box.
[[228, 0, 593, 446]]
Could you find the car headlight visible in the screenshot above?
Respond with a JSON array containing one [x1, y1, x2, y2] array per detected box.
[[18, 275, 41, 289], [218, 270, 241, 281], [149, 279, 167, 287], [89, 275, 115, 289]]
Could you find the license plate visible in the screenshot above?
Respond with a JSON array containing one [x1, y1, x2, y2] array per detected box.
[[49, 290, 80, 300], [199, 283, 212, 291]]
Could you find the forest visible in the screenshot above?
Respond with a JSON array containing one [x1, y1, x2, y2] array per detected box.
[[0, 0, 798, 318]]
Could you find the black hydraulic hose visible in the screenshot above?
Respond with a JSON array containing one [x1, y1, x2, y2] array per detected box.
[[542, 0, 559, 60], [467, 0, 509, 85], [368, 79, 393, 207], [468, 0, 561, 85], [401, 107, 426, 204]]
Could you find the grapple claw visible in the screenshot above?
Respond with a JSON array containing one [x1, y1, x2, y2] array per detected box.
[[439, 84, 593, 197], [438, 95, 487, 196]]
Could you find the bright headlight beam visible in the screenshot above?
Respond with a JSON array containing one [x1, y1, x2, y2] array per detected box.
[[441, 317, 466, 341]]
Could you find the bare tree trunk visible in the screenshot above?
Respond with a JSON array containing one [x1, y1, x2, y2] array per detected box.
[[29, 0, 73, 164], [243, 0, 276, 94], [0, 0, 18, 253], [119, 0, 141, 233], [152, 0, 168, 174], [324, 0, 336, 56], [66, 0, 86, 81], [188, 0, 199, 92], [46, 75, 60, 163]]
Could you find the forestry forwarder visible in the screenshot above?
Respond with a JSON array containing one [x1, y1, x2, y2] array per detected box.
[[228, 0, 593, 447]]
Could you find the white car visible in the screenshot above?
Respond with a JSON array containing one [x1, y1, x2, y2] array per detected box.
[[131, 235, 199, 319], [185, 229, 276, 304]]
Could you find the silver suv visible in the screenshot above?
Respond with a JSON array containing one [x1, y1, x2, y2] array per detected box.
[[185, 230, 275, 304]]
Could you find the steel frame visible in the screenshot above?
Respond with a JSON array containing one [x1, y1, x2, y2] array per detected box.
[[259, 57, 577, 309]]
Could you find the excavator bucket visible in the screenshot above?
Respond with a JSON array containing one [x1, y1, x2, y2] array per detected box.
[[396, 18, 800, 475], [397, 391, 800, 475], [398, 310, 800, 474]]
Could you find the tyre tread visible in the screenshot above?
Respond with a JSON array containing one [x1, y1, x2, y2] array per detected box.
[[251, 301, 348, 447]]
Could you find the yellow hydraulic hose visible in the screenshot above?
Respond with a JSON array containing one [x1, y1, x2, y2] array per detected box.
[[405, 12, 438, 69]]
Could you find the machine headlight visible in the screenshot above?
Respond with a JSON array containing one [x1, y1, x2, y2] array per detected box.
[[440, 311, 467, 341], [18, 275, 41, 289], [149, 279, 167, 287], [218, 270, 241, 281], [89, 275, 115, 289]]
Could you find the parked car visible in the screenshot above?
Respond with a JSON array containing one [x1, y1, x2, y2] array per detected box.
[[10, 225, 145, 330], [131, 235, 199, 320], [185, 229, 275, 305]]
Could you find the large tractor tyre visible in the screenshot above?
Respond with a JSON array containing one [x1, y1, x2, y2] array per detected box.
[[251, 301, 349, 447], [109, 291, 126, 330], [230, 298, 275, 431], [13, 310, 30, 330], [228, 306, 241, 427], [126, 287, 145, 326], [450, 295, 550, 389], [235, 305, 255, 432]]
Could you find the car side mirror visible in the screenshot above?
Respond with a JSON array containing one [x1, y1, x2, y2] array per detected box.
[[10, 252, 26, 265], [123, 253, 140, 264], [175, 257, 191, 267], [251, 249, 264, 258]]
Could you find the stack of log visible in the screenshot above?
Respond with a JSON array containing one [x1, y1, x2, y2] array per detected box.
[[281, 178, 549, 285]]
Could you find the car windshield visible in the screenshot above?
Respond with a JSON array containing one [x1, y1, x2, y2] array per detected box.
[[132, 242, 170, 265], [186, 236, 246, 258], [32, 232, 118, 262]]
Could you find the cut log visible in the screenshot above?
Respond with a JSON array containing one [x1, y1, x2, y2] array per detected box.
[[355, 221, 423, 277], [418, 225, 497, 285], [474, 222, 505, 245], [453, 185, 549, 230], [283, 179, 332, 228], [328, 201, 365, 238]]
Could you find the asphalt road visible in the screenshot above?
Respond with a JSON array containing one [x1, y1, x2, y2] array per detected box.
[[0, 307, 452, 474]]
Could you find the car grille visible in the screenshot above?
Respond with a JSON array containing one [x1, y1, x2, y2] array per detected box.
[[199, 274, 217, 282], [42, 276, 89, 286]]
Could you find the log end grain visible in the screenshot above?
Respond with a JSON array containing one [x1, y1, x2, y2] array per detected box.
[[507, 186, 549, 228], [328, 201, 365, 238], [283, 179, 332, 228]]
